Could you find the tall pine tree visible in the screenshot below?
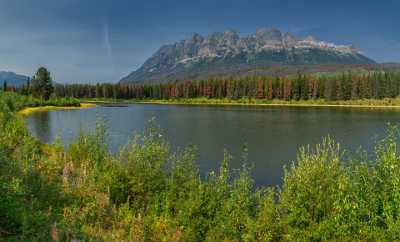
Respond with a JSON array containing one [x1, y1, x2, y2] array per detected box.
[[31, 67, 54, 100]]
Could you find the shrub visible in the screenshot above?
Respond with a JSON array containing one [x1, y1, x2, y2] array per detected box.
[[2, 91, 400, 240]]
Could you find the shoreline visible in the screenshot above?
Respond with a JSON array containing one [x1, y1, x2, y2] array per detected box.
[[19, 98, 400, 111], [133, 101, 400, 109], [83, 98, 400, 109], [18, 103, 96, 115]]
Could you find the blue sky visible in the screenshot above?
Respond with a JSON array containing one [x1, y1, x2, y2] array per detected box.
[[1, 0, 399, 83]]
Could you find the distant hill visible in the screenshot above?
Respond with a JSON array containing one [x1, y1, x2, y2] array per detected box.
[[120, 28, 376, 84], [0, 71, 29, 86]]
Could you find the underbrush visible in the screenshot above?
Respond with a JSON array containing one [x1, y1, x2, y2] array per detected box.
[[1, 92, 400, 241], [0, 91, 80, 113]]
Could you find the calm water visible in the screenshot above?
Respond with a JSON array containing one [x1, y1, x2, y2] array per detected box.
[[26, 104, 400, 187]]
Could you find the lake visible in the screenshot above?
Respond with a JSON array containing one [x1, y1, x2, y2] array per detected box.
[[25, 104, 400, 187]]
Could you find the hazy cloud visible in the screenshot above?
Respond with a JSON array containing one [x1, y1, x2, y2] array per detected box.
[[103, 23, 113, 59]]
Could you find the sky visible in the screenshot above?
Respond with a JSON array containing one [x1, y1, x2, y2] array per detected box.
[[1, 0, 400, 83]]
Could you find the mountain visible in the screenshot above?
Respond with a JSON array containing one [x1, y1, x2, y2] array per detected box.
[[0, 71, 29, 86], [120, 28, 376, 84]]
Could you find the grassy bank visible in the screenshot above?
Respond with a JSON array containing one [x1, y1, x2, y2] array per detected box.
[[18, 103, 96, 115], [0, 91, 81, 111], [2, 92, 400, 241], [83, 97, 400, 108], [0, 91, 95, 116]]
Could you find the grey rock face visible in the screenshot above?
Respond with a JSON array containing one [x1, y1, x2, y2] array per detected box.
[[253, 28, 283, 49], [120, 28, 375, 83]]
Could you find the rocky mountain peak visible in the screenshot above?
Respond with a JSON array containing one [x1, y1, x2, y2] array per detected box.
[[120, 27, 375, 83], [283, 32, 297, 48], [303, 36, 316, 42], [254, 28, 283, 41], [223, 30, 239, 42], [185, 33, 204, 44]]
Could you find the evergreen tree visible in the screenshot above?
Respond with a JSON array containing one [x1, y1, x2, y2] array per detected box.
[[300, 75, 308, 100], [31, 67, 54, 100], [26, 78, 31, 95], [292, 77, 301, 101], [3, 80, 7, 92]]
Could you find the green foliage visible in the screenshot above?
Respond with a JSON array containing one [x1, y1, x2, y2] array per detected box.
[[2, 91, 400, 241], [31, 67, 54, 100], [280, 138, 348, 240], [53, 71, 400, 102], [0, 91, 80, 113]]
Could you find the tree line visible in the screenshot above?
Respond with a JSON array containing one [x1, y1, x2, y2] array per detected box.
[[11, 69, 400, 101], [46, 71, 400, 101]]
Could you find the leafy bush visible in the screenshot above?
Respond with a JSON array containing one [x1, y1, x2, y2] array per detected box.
[[0, 91, 80, 112], [1, 91, 400, 241]]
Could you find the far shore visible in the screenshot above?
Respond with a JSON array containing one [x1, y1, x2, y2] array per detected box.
[[17, 98, 400, 115], [81, 98, 400, 109], [18, 103, 96, 115]]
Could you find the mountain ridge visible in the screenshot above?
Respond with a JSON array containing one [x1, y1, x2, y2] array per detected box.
[[120, 28, 376, 83], [0, 71, 29, 87]]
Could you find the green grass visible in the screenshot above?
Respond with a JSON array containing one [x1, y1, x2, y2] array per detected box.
[[2, 92, 400, 241], [18, 103, 96, 116]]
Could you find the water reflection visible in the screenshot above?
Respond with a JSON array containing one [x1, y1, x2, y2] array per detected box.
[[28, 111, 53, 143], [25, 105, 400, 187]]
